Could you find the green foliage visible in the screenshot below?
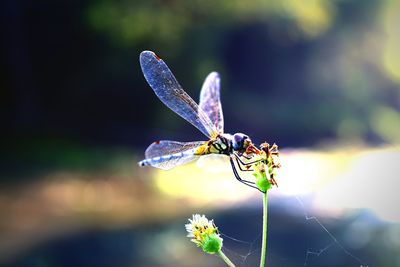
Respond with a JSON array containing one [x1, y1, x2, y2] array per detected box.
[[87, 0, 335, 49]]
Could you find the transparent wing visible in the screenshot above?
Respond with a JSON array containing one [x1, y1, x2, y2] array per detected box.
[[140, 51, 219, 138], [199, 72, 224, 133], [145, 140, 205, 159], [148, 154, 198, 170], [144, 140, 206, 170]]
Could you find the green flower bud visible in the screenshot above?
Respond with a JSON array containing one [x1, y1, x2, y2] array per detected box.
[[254, 169, 272, 192], [202, 234, 223, 254]]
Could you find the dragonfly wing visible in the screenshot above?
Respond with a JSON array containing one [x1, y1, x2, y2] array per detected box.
[[145, 140, 206, 159], [140, 51, 218, 138], [145, 153, 198, 170], [199, 72, 224, 133], [143, 140, 206, 170]]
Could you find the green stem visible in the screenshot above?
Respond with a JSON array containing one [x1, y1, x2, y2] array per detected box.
[[260, 191, 268, 267], [217, 250, 236, 267]]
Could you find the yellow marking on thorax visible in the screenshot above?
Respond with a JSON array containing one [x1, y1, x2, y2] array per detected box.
[[194, 144, 210, 155], [208, 143, 222, 154], [194, 138, 222, 155]]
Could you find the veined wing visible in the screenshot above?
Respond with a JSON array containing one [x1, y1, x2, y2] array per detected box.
[[140, 51, 218, 138], [145, 140, 206, 159], [199, 72, 224, 134], [141, 140, 206, 170]]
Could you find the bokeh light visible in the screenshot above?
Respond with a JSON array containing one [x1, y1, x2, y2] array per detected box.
[[1, 0, 399, 266]]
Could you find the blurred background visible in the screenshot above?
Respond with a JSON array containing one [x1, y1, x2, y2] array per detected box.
[[1, 0, 400, 266]]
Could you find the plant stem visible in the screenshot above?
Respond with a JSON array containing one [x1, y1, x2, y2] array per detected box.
[[217, 250, 236, 267], [260, 191, 268, 267]]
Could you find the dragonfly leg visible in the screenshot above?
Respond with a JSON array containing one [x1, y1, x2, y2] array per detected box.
[[235, 157, 254, 172], [240, 154, 253, 160], [229, 157, 265, 193], [234, 153, 264, 166]]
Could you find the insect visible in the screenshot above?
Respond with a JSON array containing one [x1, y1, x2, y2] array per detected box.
[[138, 51, 267, 190]]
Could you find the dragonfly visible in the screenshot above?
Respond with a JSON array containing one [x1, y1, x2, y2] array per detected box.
[[138, 50, 266, 189]]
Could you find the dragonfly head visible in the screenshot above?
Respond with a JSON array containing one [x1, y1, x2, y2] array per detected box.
[[232, 133, 252, 151]]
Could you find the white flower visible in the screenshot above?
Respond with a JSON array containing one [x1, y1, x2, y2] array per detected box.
[[185, 214, 222, 253]]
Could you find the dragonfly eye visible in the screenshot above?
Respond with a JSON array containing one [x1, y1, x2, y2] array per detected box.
[[233, 133, 250, 151]]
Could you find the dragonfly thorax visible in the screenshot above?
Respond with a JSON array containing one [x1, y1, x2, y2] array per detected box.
[[213, 133, 251, 155]]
